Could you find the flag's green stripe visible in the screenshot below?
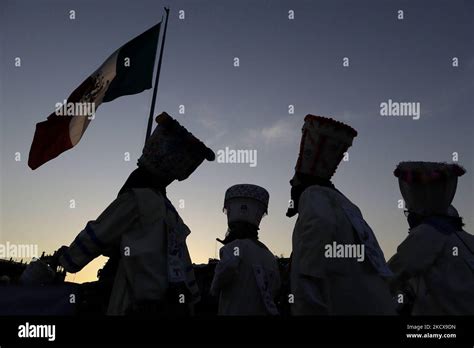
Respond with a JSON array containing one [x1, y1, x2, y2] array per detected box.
[[103, 22, 161, 103]]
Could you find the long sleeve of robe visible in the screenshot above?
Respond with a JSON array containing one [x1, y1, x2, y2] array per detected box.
[[211, 243, 241, 294], [59, 191, 138, 273], [59, 188, 199, 315]]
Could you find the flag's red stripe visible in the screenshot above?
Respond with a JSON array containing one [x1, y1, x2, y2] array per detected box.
[[28, 113, 73, 170], [28, 75, 96, 170]]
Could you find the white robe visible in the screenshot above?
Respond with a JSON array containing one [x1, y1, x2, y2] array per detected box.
[[291, 185, 396, 315], [211, 238, 281, 315], [388, 223, 474, 315], [59, 188, 199, 315]]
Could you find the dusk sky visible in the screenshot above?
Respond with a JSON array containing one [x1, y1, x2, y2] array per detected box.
[[1, 0, 473, 283]]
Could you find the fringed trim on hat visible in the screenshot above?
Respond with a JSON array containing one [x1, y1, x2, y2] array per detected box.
[[154, 112, 215, 161], [304, 114, 358, 138], [394, 162, 466, 184]]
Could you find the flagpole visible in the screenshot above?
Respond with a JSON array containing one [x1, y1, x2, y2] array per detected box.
[[145, 7, 170, 143]]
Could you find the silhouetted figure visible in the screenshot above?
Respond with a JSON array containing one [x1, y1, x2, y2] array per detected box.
[[287, 115, 395, 315], [388, 162, 474, 315], [53, 112, 215, 315], [211, 184, 280, 315]]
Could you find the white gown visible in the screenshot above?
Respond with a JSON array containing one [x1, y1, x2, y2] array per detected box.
[[388, 223, 474, 315], [211, 238, 281, 315], [59, 188, 199, 315], [291, 185, 396, 315]]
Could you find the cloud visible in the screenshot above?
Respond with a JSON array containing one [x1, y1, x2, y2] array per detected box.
[[261, 118, 299, 145], [205, 129, 228, 147], [191, 103, 229, 146], [193, 107, 300, 149], [236, 117, 299, 148]]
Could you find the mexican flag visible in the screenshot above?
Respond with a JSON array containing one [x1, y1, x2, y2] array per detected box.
[[28, 22, 161, 170]]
